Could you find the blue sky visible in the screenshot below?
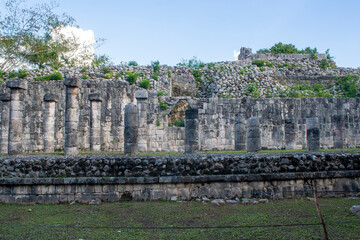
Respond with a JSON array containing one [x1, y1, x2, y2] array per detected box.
[[15, 0, 360, 67]]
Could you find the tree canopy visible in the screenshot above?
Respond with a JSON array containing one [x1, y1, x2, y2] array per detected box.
[[0, 0, 97, 71]]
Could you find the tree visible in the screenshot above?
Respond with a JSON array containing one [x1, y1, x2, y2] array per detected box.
[[0, 0, 100, 71]]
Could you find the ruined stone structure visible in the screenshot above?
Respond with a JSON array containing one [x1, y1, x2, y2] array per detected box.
[[0, 50, 359, 203]]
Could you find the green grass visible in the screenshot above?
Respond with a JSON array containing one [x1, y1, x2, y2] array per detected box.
[[0, 198, 359, 239]]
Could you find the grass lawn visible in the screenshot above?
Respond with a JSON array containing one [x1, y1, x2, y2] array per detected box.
[[0, 198, 359, 239]]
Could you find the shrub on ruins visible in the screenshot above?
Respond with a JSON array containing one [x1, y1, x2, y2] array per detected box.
[[128, 61, 138, 66], [336, 75, 360, 98], [151, 60, 161, 73], [35, 72, 63, 81], [125, 71, 139, 85], [245, 82, 261, 98], [168, 119, 185, 127], [257, 42, 319, 56], [252, 59, 265, 67], [159, 100, 169, 110], [177, 57, 205, 68], [139, 78, 151, 89]]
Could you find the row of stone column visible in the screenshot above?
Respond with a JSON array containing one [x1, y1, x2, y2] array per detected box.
[[0, 78, 104, 156], [183, 112, 344, 154]]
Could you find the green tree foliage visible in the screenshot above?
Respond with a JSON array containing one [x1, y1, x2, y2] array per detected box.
[[257, 42, 319, 56], [177, 56, 205, 68], [336, 75, 360, 98], [0, 0, 77, 71]]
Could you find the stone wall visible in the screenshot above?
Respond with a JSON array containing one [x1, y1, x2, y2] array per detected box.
[[0, 79, 136, 152], [1, 78, 360, 153], [0, 153, 359, 203], [197, 98, 360, 150]]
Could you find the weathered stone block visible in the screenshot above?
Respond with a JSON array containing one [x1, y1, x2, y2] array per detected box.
[[6, 79, 28, 90]]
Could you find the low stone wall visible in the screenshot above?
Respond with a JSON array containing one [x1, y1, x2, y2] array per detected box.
[[0, 153, 359, 204], [1, 153, 359, 178], [0, 172, 359, 204]]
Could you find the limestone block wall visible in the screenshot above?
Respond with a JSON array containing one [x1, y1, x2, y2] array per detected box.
[[197, 97, 360, 150], [0, 153, 359, 203], [0, 79, 136, 152]]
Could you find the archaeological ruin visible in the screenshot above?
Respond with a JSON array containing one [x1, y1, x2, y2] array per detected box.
[[0, 48, 359, 203]]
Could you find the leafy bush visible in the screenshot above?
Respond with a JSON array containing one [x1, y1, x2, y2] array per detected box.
[[177, 57, 204, 68], [336, 75, 360, 97], [168, 119, 185, 127], [207, 62, 215, 68], [82, 74, 89, 79], [8, 70, 17, 79], [151, 60, 160, 73], [156, 120, 161, 127], [167, 68, 172, 78], [139, 78, 150, 89], [125, 71, 139, 85], [257, 42, 319, 55], [102, 66, 110, 74], [265, 61, 273, 67], [81, 66, 88, 73], [17, 69, 28, 78], [151, 73, 158, 80], [92, 54, 112, 67], [259, 67, 266, 72], [157, 91, 169, 96], [245, 82, 261, 98], [104, 72, 114, 79], [0, 71, 5, 81], [277, 63, 291, 68], [35, 72, 63, 81], [319, 59, 330, 68], [159, 101, 169, 110], [128, 61, 138, 66], [191, 69, 202, 85], [252, 59, 265, 67], [115, 72, 121, 78]]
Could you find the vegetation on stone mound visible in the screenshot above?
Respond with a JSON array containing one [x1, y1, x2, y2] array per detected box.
[[35, 72, 63, 81], [125, 71, 139, 85], [257, 42, 319, 55], [138, 78, 150, 89], [168, 119, 185, 127]]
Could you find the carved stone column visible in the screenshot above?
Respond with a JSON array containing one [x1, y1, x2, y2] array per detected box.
[[6, 79, 27, 155], [0, 93, 11, 154], [185, 108, 199, 153], [43, 93, 58, 152], [124, 104, 138, 155], [246, 117, 261, 153], [64, 78, 81, 156], [89, 93, 102, 151], [306, 117, 320, 152], [135, 90, 148, 152]]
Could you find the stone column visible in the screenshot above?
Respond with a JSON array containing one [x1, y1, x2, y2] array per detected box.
[[89, 93, 102, 151], [285, 118, 296, 150], [185, 108, 199, 153], [333, 115, 344, 149], [135, 90, 148, 152], [6, 79, 28, 155], [43, 93, 58, 152], [64, 78, 81, 156], [234, 116, 246, 151], [124, 104, 138, 155], [306, 117, 320, 152], [246, 117, 261, 153], [0, 93, 11, 154]]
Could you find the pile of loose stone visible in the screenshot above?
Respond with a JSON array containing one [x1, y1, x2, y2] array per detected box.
[[5, 57, 360, 99]]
